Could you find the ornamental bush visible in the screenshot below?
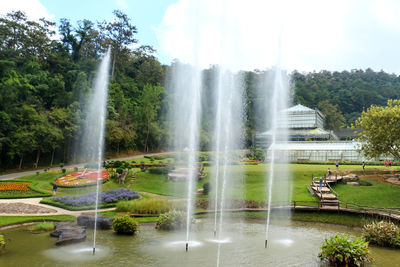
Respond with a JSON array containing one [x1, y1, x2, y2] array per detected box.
[[155, 210, 186, 231], [319, 234, 369, 267], [363, 221, 400, 248], [148, 166, 173, 174], [112, 215, 138, 235]]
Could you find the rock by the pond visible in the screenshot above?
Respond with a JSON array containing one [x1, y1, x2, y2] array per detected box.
[[77, 214, 113, 230], [347, 182, 360, 186], [50, 222, 86, 246]]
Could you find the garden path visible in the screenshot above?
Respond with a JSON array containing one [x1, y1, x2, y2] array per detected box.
[[0, 197, 115, 216]]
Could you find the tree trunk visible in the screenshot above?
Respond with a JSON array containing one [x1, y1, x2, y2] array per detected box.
[[144, 123, 150, 152], [111, 54, 116, 81], [19, 155, 24, 170], [50, 149, 55, 167], [35, 149, 40, 169]]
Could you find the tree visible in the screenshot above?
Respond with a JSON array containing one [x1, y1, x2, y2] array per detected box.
[[98, 10, 137, 79], [138, 84, 163, 152], [354, 99, 400, 159], [317, 100, 346, 130]]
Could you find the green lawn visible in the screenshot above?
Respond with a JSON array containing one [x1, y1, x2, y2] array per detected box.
[[0, 215, 76, 227], [3, 162, 400, 210]]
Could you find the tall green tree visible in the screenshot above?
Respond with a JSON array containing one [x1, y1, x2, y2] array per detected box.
[[354, 99, 400, 159]]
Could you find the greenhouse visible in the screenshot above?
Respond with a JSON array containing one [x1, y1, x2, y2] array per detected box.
[[267, 141, 366, 162]]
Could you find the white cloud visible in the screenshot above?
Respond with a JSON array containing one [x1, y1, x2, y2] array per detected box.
[[115, 0, 128, 11], [158, 0, 400, 73], [0, 0, 54, 21]]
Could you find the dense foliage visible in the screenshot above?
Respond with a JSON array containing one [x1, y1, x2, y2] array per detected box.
[[2, 10, 400, 170], [318, 234, 369, 267], [53, 188, 139, 206], [112, 215, 138, 235], [363, 221, 400, 248], [354, 100, 400, 159], [155, 209, 186, 231]]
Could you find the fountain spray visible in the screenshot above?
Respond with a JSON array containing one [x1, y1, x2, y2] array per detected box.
[[89, 48, 111, 255]]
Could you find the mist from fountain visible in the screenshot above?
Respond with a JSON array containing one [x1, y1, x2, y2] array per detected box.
[[79, 48, 111, 254], [168, 62, 203, 251], [263, 65, 291, 247]]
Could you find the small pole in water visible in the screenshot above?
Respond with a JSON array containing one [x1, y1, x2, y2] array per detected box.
[[93, 247, 96, 255], [186, 242, 188, 252], [265, 239, 268, 248], [214, 230, 216, 237]]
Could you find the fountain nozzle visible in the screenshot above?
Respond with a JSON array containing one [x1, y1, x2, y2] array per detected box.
[[93, 247, 96, 255], [185, 242, 188, 252], [265, 240, 268, 248]]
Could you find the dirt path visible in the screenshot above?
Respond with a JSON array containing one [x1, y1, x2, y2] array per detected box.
[[0, 198, 115, 216]]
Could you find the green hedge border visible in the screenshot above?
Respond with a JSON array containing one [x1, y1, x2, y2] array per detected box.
[[40, 198, 116, 211]]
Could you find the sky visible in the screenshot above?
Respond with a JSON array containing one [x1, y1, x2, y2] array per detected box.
[[2, 0, 400, 73]]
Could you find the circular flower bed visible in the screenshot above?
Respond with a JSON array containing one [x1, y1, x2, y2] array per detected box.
[[55, 170, 110, 187]]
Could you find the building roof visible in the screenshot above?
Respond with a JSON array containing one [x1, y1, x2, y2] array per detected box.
[[286, 104, 314, 112]]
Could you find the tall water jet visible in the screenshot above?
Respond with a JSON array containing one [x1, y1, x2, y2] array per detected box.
[[263, 66, 291, 247], [169, 62, 202, 251], [211, 67, 244, 267], [79, 49, 111, 255]]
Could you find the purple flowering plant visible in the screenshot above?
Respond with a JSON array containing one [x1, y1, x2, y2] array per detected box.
[[53, 188, 140, 206]]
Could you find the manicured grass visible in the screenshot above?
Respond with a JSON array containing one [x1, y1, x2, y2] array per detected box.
[[5, 163, 400, 211], [333, 177, 400, 208], [0, 215, 76, 227]]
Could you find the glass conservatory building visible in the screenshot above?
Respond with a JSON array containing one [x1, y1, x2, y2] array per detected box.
[[269, 141, 365, 162], [255, 104, 370, 162]]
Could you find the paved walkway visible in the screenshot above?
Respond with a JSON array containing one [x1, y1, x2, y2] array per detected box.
[[0, 152, 169, 180], [0, 197, 115, 216]]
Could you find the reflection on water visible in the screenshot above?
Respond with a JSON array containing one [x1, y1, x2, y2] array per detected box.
[[1, 220, 399, 266]]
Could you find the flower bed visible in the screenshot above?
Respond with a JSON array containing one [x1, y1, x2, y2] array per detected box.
[[55, 171, 110, 187], [0, 182, 31, 192], [53, 188, 140, 207]]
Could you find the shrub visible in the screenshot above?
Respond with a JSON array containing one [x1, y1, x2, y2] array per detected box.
[[319, 234, 369, 267], [357, 180, 372, 186], [363, 221, 400, 248], [156, 210, 186, 230], [59, 163, 64, 168], [148, 166, 173, 174], [113, 161, 123, 168], [116, 198, 185, 214], [29, 222, 54, 232], [62, 168, 66, 174], [203, 182, 211, 195], [112, 215, 138, 235], [0, 234, 5, 252], [116, 167, 124, 175], [74, 167, 78, 172]]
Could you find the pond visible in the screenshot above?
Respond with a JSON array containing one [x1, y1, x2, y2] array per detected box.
[[1, 219, 399, 266]]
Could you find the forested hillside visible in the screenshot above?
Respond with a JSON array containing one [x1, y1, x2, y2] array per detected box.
[[1, 10, 400, 170]]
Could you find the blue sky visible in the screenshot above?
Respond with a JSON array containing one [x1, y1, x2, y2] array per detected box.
[[2, 0, 177, 65], [41, 0, 177, 64]]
